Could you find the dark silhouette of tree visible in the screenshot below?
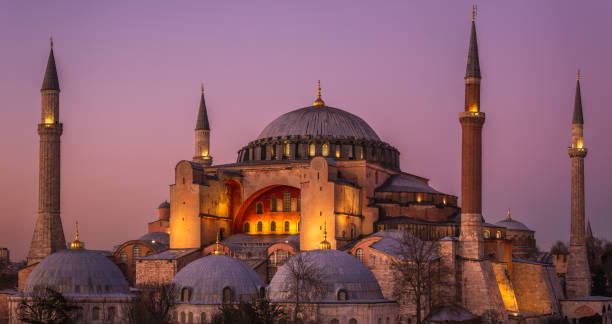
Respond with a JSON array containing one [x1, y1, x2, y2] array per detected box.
[[550, 241, 569, 255], [390, 232, 439, 324], [284, 252, 325, 323], [125, 283, 178, 324], [211, 299, 284, 324], [16, 287, 80, 324]]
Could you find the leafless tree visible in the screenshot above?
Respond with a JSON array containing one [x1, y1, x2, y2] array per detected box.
[[284, 252, 325, 323], [550, 241, 569, 255], [390, 232, 439, 324], [16, 287, 80, 324], [125, 283, 178, 324]]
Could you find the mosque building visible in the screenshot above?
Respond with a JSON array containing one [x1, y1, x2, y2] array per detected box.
[[4, 9, 612, 324]]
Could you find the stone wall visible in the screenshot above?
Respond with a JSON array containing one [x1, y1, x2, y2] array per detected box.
[[511, 261, 557, 315], [491, 262, 519, 312], [461, 259, 508, 322]]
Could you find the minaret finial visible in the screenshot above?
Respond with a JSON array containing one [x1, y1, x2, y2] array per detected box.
[[201, 83, 204, 94], [507, 209, 511, 221], [472, 5, 476, 22], [213, 230, 221, 255], [50, 36, 53, 49], [313, 80, 325, 106], [70, 221, 84, 249], [319, 218, 331, 250], [577, 69, 580, 81]]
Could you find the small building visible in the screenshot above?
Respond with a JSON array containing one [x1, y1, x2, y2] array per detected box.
[[112, 232, 169, 286]]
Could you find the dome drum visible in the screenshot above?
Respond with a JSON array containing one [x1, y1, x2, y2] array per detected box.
[[237, 135, 400, 170]]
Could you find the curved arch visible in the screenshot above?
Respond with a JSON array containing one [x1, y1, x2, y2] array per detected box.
[[233, 185, 300, 233]]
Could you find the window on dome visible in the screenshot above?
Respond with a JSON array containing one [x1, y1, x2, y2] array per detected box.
[[256, 202, 263, 214], [322, 142, 330, 156], [261, 146, 267, 160], [483, 230, 490, 239], [309, 143, 316, 157], [355, 248, 364, 263], [284, 141, 291, 157], [181, 287, 190, 302], [244, 222, 250, 233], [271, 221, 276, 232], [337, 289, 348, 301], [335, 146, 341, 158], [222, 287, 233, 304], [257, 221, 263, 232], [284, 221, 290, 232], [282, 191, 291, 211]]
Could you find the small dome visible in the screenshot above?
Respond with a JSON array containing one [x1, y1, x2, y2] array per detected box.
[[138, 232, 170, 246], [257, 106, 381, 141], [269, 249, 385, 302], [172, 255, 265, 304], [495, 218, 531, 231], [158, 201, 170, 209], [24, 249, 129, 297]]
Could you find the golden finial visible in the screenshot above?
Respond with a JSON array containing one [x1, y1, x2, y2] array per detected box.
[[70, 221, 84, 249], [576, 69, 580, 81], [313, 80, 325, 106], [213, 230, 221, 255], [507, 209, 511, 221], [319, 219, 331, 250], [50, 36, 54, 49], [472, 5, 476, 22]]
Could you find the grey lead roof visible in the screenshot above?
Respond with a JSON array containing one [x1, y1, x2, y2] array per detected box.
[[465, 21, 481, 79], [257, 105, 381, 141], [573, 79, 584, 124], [196, 92, 210, 130], [375, 174, 440, 194], [494, 218, 532, 231], [41, 48, 60, 91]]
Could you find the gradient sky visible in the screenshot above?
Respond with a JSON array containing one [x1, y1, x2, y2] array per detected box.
[[1, 1, 611, 261]]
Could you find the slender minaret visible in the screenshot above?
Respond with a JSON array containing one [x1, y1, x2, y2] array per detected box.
[[459, 8, 485, 259], [27, 39, 67, 265], [566, 70, 591, 298], [193, 84, 212, 166]]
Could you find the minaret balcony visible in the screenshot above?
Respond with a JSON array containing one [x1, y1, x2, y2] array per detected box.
[[568, 147, 587, 158]]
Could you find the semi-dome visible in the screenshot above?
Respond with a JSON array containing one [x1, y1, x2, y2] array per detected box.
[[269, 249, 385, 302], [172, 255, 265, 304], [23, 249, 130, 297], [257, 106, 381, 141]]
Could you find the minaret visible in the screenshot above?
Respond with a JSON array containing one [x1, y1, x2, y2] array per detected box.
[[193, 84, 212, 166], [566, 70, 591, 298], [27, 39, 67, 265], [459, 8, 485, 259]]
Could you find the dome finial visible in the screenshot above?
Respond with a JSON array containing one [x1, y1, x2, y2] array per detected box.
[[577, 69, 580, 81], [507, 209, 511, 221], [70, 221, 84, 249], [213, 230, 221, 255], [472, 5, 476, 22], [319, 218, 331, 250], [50, 36, 53, 49], [313, 80, 325, 106], [201, 83, 204, 94]]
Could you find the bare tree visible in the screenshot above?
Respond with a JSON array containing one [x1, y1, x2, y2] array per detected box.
[[17, 287, 80, 324], [284, 252, 325, 323], [390, 232, 439, 324], [126, 283, 178, 324], [550, 241, 569, 255]]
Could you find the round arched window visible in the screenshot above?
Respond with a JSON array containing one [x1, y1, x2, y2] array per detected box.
[[337, 289, 348, 301], [322, 142, 330, 156], [222, 287, 233, 304], [496, 230, 502, 239], [244, 222, 250, 233], [309, 143, 316, 157], [284, 221, 290, 232], [355, 248, 364, 263], [270, 221, 276, 232], [483, 230, 490, 239], [257, 221, 263, 232]]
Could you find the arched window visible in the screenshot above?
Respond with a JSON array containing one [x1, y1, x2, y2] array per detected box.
[[284, 221, 290, 232], [309, 142, 316, 157], [244, 222, 250, 233], [349, 319, 357, 324], [284, 141, 291, 157], [337, 289, 348, 301], [322, 142, 330, 156], [92, 306, 100, 320], [335, 146, 341, 158], [188, 312, 193, 323], [330, 320, 339, 324], [387, 318, 391, 324], [270, 221, 276, 232], [378, 319, 382, 324], [483, 230, 490, 239], [369, 254, 376, 267], [180, 311, 186, 323], [496, 230, 502, 239], [133, 245, 142, 265], [282, 191, 291, 211], [256, 202, 263, 214], [355, 248, 364, 263], [257, 221, 263, 232], [200, 313, 206, 324], [181, 287, 190, 302], [107, 307, 116, 323], [270, 144, 276, 159], [270, 198, 278, 212], [222, 287, 233, 304], [119, 251, 128, 264]]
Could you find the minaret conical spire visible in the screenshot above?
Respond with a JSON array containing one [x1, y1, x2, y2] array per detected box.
[[573, 70, 584, 124], [465, 6, 481, 79], [42, 38, 60, 91], [196, 84, 210, 130]]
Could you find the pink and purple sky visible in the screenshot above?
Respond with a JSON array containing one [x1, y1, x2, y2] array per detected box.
[[1, 1, 611, 260]]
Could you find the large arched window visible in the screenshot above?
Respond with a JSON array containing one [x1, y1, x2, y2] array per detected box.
[[483, 230, 490, 239], [284, 221, 290, 232], [270, 221, 276, 232], [133, 245, 142, 265], [181, 287, 190, 302], [188, 312, 193, 323], [355, 248, 364, 263], [282, 191, 291, 211], [309, 142, 316, 157], [330, 320, 339, 324], [200, 313, 206, 324], [92, 307, 100, 320], [244, 222, 250, 233], [257, 221, 263, 232], [322, 142, 330, 156], [496, 230, 502, 239], [107, 307, 116, 323], [222, 287, 233, 304], [256, 202, 263, 214]]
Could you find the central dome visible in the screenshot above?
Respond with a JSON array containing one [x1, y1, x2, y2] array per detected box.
[[257, 106, 381, 141]]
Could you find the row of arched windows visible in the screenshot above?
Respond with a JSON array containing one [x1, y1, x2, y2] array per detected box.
[[483, 230, 502, 239], [244, 220, 297, 233]]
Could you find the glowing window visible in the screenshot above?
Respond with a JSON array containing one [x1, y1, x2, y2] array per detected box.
[[270, 221, 276, 232], [483, 230, 490, 239], [282, 191, 291, 212], [496, 230, 502, 239], [335, 146, 340, 158], [270, 144, 276, 158], [284, 141, 291, 157], [355, 248, 364, 263], [284, 221, 290, 232], [244, 222, 250, 233], [256, 202, 263, 214], [257, 221, 263, 232], [322, 142, 330, 156], [309, 143, 316, 157]]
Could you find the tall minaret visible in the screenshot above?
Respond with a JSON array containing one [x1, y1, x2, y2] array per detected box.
[[459, 8, 485, 259], [193, 84, 212, 166], [565, 70, 591, 298], [27, 39, 67, 265]]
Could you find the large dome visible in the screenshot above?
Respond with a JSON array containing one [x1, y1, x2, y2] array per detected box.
[[172, 255, 265, 304], [268, 249, 385, 302], [24, 249, 130, 297], [257, 106, 381, 141]]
